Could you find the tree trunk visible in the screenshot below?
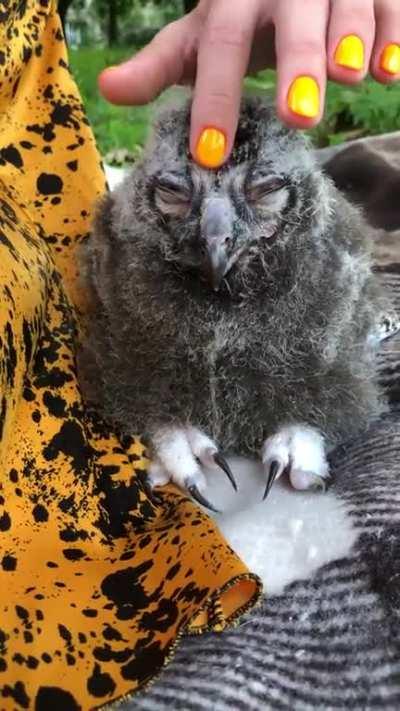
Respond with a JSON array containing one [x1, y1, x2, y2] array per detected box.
[[183, 0, 197, 13], [108, 0, 118, 46], [58, 0, 74, 37]]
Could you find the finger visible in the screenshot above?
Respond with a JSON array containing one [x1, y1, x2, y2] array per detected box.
[[327, 0, 375, 84], [274, 0, 329, 128], [190, 0, 260, 169], [371, 0, 400, 83], [98, 18, 197, 106]]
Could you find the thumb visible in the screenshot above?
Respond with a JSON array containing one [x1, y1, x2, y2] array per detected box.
[[98, 18, 196, 106]]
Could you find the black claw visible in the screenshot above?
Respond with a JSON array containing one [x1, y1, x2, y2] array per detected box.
[[263, 460, 280, 501], [318, 476, 332, 493], [142, 477, 162, 506], [188, 484, 220, 513], [213, 452, 237, 491]]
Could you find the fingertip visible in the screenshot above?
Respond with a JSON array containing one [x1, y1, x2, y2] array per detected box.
[[97, 59, 159, 106], [327, 37, 367, 83], [189, 102, 238, 169], [277, 102, 322, 131], [327, 64, 368, 86], [191, 126, 229, 169], [370, 66, 400, 85], [97, 66, 120, 102], [97, 19, 191, 106], [333, 34, 365, 72], [277, 75, 324, 129], [370, 44, 400, 84]]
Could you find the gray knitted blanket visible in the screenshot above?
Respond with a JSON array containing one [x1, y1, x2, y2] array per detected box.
[[124, 134, 400, 711]]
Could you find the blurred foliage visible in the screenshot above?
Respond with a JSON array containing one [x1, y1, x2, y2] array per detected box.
[[313, 79, 400, 145], [69, 47, 400, 164], [246, 70, 400, 146], [70, 47, 152, 156], [63, 0, 185, 46]]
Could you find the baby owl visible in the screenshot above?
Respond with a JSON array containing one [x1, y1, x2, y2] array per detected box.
[[79, 97, 389, 512]]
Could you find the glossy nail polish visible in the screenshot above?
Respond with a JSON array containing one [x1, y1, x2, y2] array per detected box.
[[195, 128, 226, 169], [287, 76, 320, 118], [334, 35, 364, 71], [380, 44, 400, 75]]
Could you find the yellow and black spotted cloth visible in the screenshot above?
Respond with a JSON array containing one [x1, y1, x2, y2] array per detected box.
[[0, 1, 261, 708]]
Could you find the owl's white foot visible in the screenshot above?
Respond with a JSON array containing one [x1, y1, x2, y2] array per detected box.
[[261, 424, 330, 499], [377, 312, 400, 342], [147, 426, 236, 512], [368, 311, 400, 347]]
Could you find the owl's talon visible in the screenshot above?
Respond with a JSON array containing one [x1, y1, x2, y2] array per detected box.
[[262, 425, 330, 495], [142, 476, 163, 506], [263, 460, 282, 500], [376, 312, 400, 343], [187, 484, 221, 513], [213, 452, 237, 491], [149, 427, 230, 512]]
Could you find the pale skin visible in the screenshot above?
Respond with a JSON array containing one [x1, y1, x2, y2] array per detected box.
[[98, 0, 400, 168]]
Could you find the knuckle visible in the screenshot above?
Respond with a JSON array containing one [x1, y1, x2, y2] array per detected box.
[[291, 0, 329, 12], [193, 0, 211, 24], [375, 0, 400, 25], [204, 89, 236, 107], [155, 20, 185, 51], [203, 23, 253, 52], [286, 38, 325, 60], [333, 0, 375, 25]]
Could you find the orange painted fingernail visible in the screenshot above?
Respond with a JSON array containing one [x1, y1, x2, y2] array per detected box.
[[196, 128, 226, 169], [287, 76, 320, 118], [334, 35, 364, 71], [380, 44, 400, 75]]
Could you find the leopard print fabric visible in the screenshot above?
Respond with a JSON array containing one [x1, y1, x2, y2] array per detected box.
[[0, 2, 261, 709]]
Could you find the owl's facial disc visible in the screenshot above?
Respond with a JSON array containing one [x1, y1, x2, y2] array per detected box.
[[152, 168, 291, 292]]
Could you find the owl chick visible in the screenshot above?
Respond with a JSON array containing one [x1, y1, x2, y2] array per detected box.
[[79, 97, 388, 511]]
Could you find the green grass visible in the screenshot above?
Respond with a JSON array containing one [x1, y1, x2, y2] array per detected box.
[[69, 46, 400, 163], [69, 47, 153, 157], [246, 69, 400, 146]]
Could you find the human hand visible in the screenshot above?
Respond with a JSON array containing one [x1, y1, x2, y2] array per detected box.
[[98, 0, 400, 169]]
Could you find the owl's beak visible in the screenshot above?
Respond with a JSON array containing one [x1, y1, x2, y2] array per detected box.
[[201, 197, 232, 291], [204, 241, 228, 292]]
